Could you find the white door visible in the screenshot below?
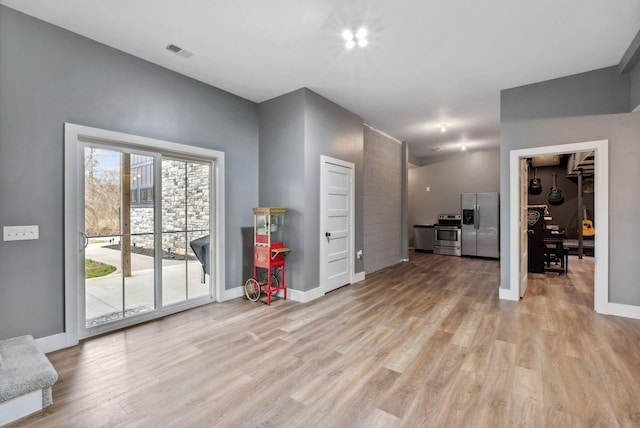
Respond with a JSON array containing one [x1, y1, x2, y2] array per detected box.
[[519, 158, 529, 297], [320, 157, 353, 293]]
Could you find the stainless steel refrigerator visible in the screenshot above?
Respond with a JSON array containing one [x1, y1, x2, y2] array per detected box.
[[461, 192, 499, 258]]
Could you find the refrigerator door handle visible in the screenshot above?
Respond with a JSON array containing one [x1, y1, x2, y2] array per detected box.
[[476, 203, 479, 229]]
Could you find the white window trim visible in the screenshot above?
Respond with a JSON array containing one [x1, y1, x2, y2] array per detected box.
[[64, 123, 225, 346]]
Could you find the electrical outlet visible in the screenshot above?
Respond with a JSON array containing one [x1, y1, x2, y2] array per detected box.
[[3, 225, 39, 241]]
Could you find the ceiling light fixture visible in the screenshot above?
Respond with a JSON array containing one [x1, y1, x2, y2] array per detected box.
[[343, 28, 368, 49], [460, 144, 467, 151], [439, 123, 448, 133]]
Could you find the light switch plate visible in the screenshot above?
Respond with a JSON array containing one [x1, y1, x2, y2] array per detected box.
[[3, 225, 39, 241]]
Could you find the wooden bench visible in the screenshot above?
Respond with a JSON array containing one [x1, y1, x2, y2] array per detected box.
[[0, 335, 58, 426]]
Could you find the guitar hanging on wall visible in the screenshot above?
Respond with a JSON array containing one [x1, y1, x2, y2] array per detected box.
[[528, 167, 542, 195], [548, 173, 564, 205], [582, 205, 595, 237]]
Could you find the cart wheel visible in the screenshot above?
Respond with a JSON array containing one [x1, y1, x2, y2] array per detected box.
[[244, 278, 260, 302], [259, 272, 280, 295]]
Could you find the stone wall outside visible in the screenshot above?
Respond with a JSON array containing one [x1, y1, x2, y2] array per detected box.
[[130, 161, 210, 255]]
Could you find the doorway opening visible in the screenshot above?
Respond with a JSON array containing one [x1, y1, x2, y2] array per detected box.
[[506, 140, 608, 313]]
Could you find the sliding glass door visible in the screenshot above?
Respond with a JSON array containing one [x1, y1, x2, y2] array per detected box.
[[81, 144, 213, 335]]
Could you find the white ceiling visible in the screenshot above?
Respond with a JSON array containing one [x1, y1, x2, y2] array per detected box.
[[2, 1, 639, 158]]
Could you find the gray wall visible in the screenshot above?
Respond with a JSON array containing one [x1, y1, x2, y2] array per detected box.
[[500, 66, 640, 306], [501, 67, 630, 122], [0, 6, 259, 340], [363, 126, 402, 274], [631, 65, 640, 111], [258, 90, 306, 290], [258, 89, 364, 292], [304, 90, 365, 288], [408, 149, 500, 244]]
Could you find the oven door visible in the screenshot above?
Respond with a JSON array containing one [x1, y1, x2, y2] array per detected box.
[[434, 226, 461, 256], [434, 227, 460, 246]]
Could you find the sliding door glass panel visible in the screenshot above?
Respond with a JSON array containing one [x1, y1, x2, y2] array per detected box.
[[187, 162, 211, 299], [83, 148, 156, 328], [161, 158, 211, 306]]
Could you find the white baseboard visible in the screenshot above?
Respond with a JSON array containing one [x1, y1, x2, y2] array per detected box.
[[603, 302, 640, 320], [499, 286, 518, 301], [223, 284, 328, 304], [219, 286, 244, 302], [35, 333, 67, 354], [353, 272, 365, 283], [0, 389, 42, 426], [287, 286, 324, 303]]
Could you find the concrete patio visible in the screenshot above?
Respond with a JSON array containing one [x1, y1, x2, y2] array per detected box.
[[85, 242, 208, 327]]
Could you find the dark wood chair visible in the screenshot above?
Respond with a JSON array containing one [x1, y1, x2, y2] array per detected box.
[[544, 239, 568, 274]]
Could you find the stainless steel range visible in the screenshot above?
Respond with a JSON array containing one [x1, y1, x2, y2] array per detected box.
[[434, 214, 462, 256]]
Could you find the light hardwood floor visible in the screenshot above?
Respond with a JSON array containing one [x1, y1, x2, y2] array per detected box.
[[9, 252, 640, 427]]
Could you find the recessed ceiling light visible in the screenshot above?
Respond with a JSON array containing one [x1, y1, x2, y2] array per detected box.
[[439, 123, 448, 133], [343, 27, 368, 49], [431, 147, 441, 152], [460, 144, 467, 151]]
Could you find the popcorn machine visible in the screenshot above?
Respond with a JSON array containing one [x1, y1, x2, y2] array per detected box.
[[244, 207, 291, 305]]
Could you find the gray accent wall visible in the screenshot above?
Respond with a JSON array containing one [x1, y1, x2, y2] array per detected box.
[[0, 6, 259, 340], [631, 65, 640, 111], [257, 90, 306, 291], [408, 149, 500, 245], [305, 90, 365, 283], [501, 67, 630, 122], [500, 66, 640, 306], [363, 126, 402, 274], [258, 89, 364, 292]]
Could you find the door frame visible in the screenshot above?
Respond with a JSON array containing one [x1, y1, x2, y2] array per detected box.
[[504, 140, 608, 313], [319, 155, 355, 294], [64, 123, 225, 345], [518, 158, 529, 298]]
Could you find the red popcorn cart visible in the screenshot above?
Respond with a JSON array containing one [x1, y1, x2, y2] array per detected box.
[[244, 207, 291, 305]]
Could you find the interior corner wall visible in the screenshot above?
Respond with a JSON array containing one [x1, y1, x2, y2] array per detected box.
[[363, 127, 402, 274], [500, 67, 640, 305], [304, 89, 364, 289], [257, 90, 306, 291], [408, 149, 500, 245], [0, 6, 259, 341], [257, 89, 363, 293]]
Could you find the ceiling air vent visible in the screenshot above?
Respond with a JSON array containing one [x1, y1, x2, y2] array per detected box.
[[165, 44, 194, 59]]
